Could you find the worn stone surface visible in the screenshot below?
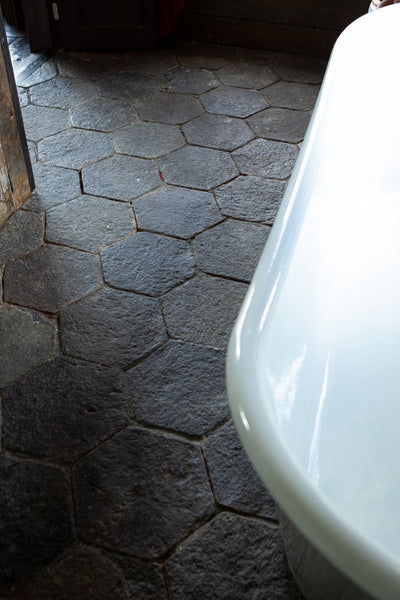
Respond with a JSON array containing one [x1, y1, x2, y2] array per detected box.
[[21, 104, 69, 142], [133, 186, 221, 239], [136, 92, 203, 124], [161, 273, 247, 349], [56, 50, 122, 79], [96, 73, 159, 100], [247, 107, 310, 143], [274, 55, 327, 84], [118, 50, 177, 74], [0, 211, 44, 264], [17, 86, 29, 107], [167, 512, 302, 600], [194, 219, 270, 282], [70, 96, 138, 131], [0, 305, 58, 388], [215, 175, 286, 225], [159, 146, 238, 190], [73, 427, 214, 557], [262, 81, 320, 110], [111, 555, 167, 600], [217, 62, 279, 89], [127, 340, 229, 436], [233, 138, 299, 179], [0, 455, 75, 595], [60, 287, 167, 367], [2, 357, 129, 464], [162, 67, 218, 94], [24, 163, 81, 211], [203, 420, 278, 518], [200, 85, 268, 118], [101, 232, 196, 296], [46, 195, 135, 252], [4, 245, 101, 313], [19, 60, 57, 87], [182, 113, 254, 151], [112, 121, 184, 158], [30, 77, 97, 108], [176, 44, 236, 69], [82, 154, 161, 201], [38, 128, 112, 169]]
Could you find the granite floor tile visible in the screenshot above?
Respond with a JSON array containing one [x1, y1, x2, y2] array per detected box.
[[96, 73, 159, 100], [38, 128, 112, 170], [274, 55, 328, 84], [30, 77, 97, 109], [19, 60, 57, 87], [21, 104, 70, 142], [233, 138, 299, 179], [56, 50, 122, 79], [111, 555, 167, 600], [136, 91, 203, 124], [161, 66, 219, 94], [118, 49, 178, 74], [182, 113, 254, 151], [24, 163, 81, 211], [0, 211, 44, 264], [262, 80, 320, 110], [216, 62, 279, 89], [176, 43, 236, 69], [247, 107, 310, 143], [112, 121, 185, 158], [200, 85, 268, 117], [70, 96, 138, 132]]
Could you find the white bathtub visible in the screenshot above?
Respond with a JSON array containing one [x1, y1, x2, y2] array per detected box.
[[227, 5, 400, 600]]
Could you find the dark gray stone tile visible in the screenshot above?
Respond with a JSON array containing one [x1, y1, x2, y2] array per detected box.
[[234, 47, 291, 65], [176, 43, 236, 69], [0, 305, 58, 388], [56, 51, 122, 79], [194, 219, 270, 282], [200, 85, 268, 118], [46, 195, 135, 252], [161, 67, 219, 94], [136, 92, 203, 125], [17, 86, 29, 107], [203, 420, 277, 519], [30, 77, 97, 109], [24, 163, 81, 212], [0, 211, 44, 264], [22, 104, 69, 142], [0, 455, 75, 595], [182, 113, 254, 151], [167, 513, 302, 600], [82, 154, 161, 201], [19, 61, 58, 87], [215, 175, 286, 225], [161, 273, 247, 349], [118, 50, 178, 74], [111, 555, 167, 600], [38, 128, 112, 169], [233, 138, 298, 179], [73, 427, 214, 557], [133, 185, 222, 239], [127, 340, 229, 436], [101, 232, 196, 296], [96, 73, 159, 100], [2, 357, 129, 464], [158, 146, 238, 190], [60, 287, 167, 367], [4, 245, 101, 313], [274, 55, 327, 84], [247, 108, 310, 143], [70, 96, 138, 132], [261, 81, 320, 110], [217, 62, 279, 89], [112, 121, 184, 158]]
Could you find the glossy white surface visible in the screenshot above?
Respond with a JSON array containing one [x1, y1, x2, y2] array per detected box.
[[227, 6, 400, 600]]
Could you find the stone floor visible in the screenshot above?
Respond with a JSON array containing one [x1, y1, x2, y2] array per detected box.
[[0, 23, 327, 599]]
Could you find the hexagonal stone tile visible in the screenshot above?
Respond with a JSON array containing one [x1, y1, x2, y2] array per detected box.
[[274, 55, 327, 84], [176, 43, 236, 69], [234, 47, 291, 65], [233, 138, 298, 179], [182, 113, 254, 151], [136, 92, 203, 125], [261, 81, 320, 110], [2, 357, 129, 464], [133, 185, 222, 239], [0, 455, 74, 594], [200, 85, 268, 118], [38, 128, 112, 169], [0, 305, 58, 388], [126, 340, 229, 436], [30, 77, 97, 109], [82, 154, 161, 201], [0, 210, 44, 264], [161, 273, 247, 349], [161, 67, 218, 94], [73, 427, 214, 557], [167, 513, 302, 600], [111, 555, 167, 600], [112, 121, 184, 159], [247, 108, 310, 143], [194, 219, 270, 282], [17, 86, 29, 107], [24, 163, 81, 211], [158, 146, 238, 190], [59, 287, 167, 367], [118, 49, 177, 74], [46, 195, 135, 252], [3, 245, 101, 313], [216, 62, 279, 89], [22, 105, 69, 142], [56, 50, 122, 79], [96, 73, 159, 100], [101, 232, 196, 296], [70, 96, 138, 132], [19, 60, 57, 87], [202, 420, 277, 518], [215, 176, 286, 225]]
